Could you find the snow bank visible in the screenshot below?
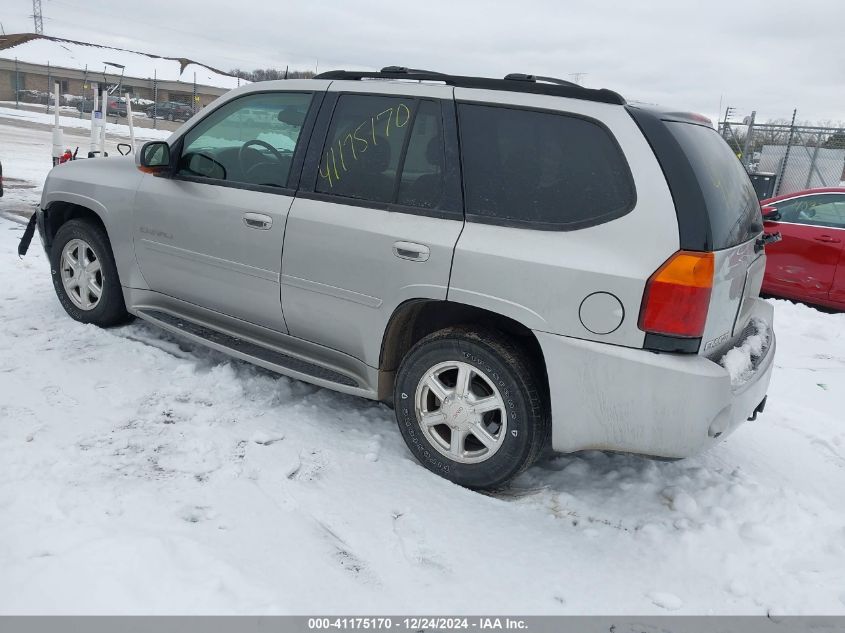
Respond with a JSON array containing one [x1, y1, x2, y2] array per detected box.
[[0, 105, 171, 141]]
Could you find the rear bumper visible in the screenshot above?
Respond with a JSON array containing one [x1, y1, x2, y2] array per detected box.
[[537, 298, 775, 458]]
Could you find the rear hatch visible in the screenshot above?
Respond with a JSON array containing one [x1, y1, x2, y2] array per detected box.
[[628, 106, 765, 356]]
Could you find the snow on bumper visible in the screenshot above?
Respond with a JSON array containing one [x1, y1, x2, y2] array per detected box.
[[537, 298, 775, 458]]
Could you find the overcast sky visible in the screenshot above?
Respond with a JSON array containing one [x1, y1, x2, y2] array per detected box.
[[3, 0, 844, 123]]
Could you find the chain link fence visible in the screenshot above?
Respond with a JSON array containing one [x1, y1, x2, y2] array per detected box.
[[719, 111, 845, 198]]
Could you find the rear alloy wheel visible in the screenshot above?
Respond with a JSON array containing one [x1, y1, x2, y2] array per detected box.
[[50, 219, 130, 326], [394, 327, 547, 490], [415, 360, 508, 464]]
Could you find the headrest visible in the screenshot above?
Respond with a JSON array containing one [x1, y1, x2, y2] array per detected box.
[[360, 138, 391, 173]]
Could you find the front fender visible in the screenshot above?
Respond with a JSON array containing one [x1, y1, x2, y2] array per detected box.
[[40, 157, 148, 290]]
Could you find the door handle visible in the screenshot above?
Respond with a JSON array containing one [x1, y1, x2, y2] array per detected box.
[[393, 241, 430, 262], [814, 235, 841, 243], [243, 212, 273, 230]]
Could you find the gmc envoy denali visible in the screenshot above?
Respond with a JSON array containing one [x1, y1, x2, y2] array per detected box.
[[25, 67, 775, 489]]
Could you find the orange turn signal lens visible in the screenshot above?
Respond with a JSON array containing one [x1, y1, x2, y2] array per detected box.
[[638, 251, 714, 338]]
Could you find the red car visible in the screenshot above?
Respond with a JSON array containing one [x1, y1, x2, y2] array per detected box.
[[761, 187, 845, 310]]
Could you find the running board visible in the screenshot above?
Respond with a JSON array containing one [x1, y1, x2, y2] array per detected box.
[[135, 308, 360, 389]]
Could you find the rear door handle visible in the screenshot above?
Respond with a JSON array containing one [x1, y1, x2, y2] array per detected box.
[[814, 235, 841, 243], [243, 212, 273, 230], [393, 241, 430, 262]]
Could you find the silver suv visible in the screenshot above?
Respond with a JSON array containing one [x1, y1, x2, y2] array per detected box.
[[27, 68, 776, 489]]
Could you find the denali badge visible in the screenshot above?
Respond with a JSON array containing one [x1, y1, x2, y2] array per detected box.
[[703, 332, 730, 352], [139, 226, 173, 240]]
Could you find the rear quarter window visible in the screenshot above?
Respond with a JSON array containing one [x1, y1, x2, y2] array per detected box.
[[457, 104, 636, 230], [665, 122, 762, 249]]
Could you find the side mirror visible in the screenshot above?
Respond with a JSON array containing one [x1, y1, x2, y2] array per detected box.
[[138, 141, 171, 173], [761, 205, 780, 222]]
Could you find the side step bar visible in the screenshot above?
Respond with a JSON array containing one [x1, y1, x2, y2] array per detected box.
[[135, 308, 361, 389]]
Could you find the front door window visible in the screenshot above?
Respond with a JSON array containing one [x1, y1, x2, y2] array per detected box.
[[178, 92, 313, 188]]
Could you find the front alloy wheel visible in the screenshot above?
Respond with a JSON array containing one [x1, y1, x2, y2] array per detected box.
[[50, 219, 130, 327], [60, 238, 103, 310]]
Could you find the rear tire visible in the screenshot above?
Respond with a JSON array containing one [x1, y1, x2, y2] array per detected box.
[[393, 326, 547, 490], [50, 219, 130, 327]]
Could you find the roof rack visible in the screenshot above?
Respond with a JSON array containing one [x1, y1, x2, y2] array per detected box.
[[313, 67, 626, 105]]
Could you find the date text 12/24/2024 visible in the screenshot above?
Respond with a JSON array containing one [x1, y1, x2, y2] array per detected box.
[[308, 617, 528, 630]]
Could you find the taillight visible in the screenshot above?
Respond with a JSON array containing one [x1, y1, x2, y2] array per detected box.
[[639, 251, 714, 338]]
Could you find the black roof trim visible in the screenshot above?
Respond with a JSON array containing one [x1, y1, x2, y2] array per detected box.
[[314, 68, 626, 105], [625, 105, 713, 251]]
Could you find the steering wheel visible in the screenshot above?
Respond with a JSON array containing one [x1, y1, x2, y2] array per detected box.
[[238, 139, 286, 180]]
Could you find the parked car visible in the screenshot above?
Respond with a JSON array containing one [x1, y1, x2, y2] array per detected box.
[[15, 89, 50, 105], [145, 101, 194, 121], [27, 68, 775, 489], [76, 97, 127, 117], [761, 187, 845, 310]]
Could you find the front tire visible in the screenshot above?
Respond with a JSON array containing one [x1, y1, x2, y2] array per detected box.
[[394, 327, 547, 490], [50, 219, 130, 326]]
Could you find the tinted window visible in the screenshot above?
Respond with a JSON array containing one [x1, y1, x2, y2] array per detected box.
[[457, 104, 635, 228], [317, 95, 412, 203], [774, 194, 845, 229], [666, 122, 761, 249], [178, 92, 312, 188], [316, 95, 446, 210], [397, 101, 444, 209]]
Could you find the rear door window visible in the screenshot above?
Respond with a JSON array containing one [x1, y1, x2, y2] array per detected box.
[[665, 122, 761, 249], [316, 95, 445, 210], [397, 100, 445, 209], [457, 103, 635, 229]]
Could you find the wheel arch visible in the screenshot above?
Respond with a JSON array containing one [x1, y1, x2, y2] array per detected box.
[[378, 299, 549, 403], [42, 197, 110, 252]]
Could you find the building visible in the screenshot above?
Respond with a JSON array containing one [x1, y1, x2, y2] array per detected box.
[[0, 33, 243, 108]]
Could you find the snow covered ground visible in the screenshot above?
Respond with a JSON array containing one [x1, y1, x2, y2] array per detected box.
[[0, 105, 171, 143], [0, 108, 170, 218], [1, 117, 845, 616]]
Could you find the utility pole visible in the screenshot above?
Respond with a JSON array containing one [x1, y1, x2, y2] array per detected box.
[[32, 0, 44, 35], [741, 110, 756, 168]]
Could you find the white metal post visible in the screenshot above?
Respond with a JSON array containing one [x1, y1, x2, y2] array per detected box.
[[51, 81, 64, 165], [99, 87, 108, 156], [125, 92, 136, 154], [89, 82, 99, 155]]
